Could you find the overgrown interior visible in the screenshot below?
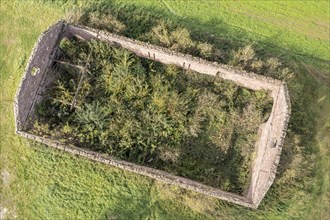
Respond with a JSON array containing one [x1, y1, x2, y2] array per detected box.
[[27, 33, 273, 195]]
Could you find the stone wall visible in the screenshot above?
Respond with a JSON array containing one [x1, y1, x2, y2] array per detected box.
[[17, 130, 254, 208], [14, 21, 64, 131], [248, 83, 291, 207], [14, 21, 291, 209], [66, 25, 282, 92]]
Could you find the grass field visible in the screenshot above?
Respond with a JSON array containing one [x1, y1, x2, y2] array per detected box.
[[1, 0, 329, 219], [152, 0, 330, 60]]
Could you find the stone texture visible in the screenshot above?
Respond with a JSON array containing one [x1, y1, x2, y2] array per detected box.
[[14, 21, 64, 131], [14, 21, 291, 209]]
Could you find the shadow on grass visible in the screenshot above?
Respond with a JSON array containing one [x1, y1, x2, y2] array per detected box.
[[82, 1, 329, 67]]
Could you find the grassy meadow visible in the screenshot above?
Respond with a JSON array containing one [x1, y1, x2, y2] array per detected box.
[[1, 0, 329, 219]]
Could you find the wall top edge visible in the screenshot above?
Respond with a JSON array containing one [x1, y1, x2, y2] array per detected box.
[[65, 22, 285, 90]]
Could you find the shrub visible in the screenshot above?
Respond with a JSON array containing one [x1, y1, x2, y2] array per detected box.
[[170, 27, 196, 52], [230, 45, 255, 68], [197, 42, 213, 58], [88, 12, 126, 33]]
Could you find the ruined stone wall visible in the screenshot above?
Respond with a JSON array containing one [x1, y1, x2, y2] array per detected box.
[[15, 21, 291, 209], [66, 25, 282, 92], [248, 83, 291, 207], [17, 130, 253, 208], [14, 21, 64, 131]]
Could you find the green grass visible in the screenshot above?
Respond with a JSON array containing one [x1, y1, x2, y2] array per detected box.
[[128, 0, 330, 83], [135, 0, 330, 64], [1, 0, 329, 219]]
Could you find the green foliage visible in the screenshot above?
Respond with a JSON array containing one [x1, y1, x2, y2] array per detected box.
[[74, 101, 112, 148], [89, 11, 126, 33], [230, 45, 256, 68], [197, 42, 213, 58], [32, 120, 50, 136], [31, 38, 272, 194], [75, 101, 112, 130]]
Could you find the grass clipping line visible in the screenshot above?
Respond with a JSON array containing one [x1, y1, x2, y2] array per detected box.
[[30, 37, 273, 195]]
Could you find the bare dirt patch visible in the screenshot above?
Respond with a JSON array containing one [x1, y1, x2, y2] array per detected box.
[[0, 207, 8, 220], [1, 169, 10, 187]]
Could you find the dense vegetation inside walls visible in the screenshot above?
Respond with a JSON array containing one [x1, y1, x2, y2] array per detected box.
[[30, 38, 273, 194]]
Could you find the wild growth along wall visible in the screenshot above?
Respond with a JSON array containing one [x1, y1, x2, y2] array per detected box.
[[14, 20, 291, 209]]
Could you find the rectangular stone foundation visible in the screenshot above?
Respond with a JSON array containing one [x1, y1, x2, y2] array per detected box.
[[14, 20, 291, 209]]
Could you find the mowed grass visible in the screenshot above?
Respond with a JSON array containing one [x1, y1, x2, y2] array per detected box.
[[1, 0, 329, 219]]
